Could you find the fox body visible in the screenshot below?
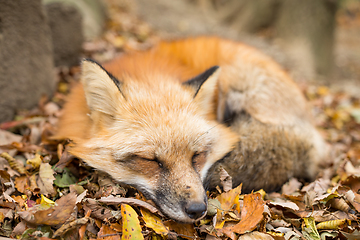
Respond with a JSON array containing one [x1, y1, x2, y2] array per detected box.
[[56, 37, 327, 223]]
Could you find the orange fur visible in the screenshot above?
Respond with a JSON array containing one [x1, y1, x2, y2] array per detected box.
[[55, 36, 328, 222]]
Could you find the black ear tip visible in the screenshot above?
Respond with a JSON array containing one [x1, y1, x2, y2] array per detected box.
[[183, 65, 221, 97], [210, 65, 220, 72], [82, 58, 101, 66]]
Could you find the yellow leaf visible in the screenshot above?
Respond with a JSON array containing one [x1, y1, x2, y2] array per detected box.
[[316, 219, 348, 230], [26, 154, 42, 169], [121, 204, 144, 240], [216, 183, 242, 212], [302, 217, 321, 240], [317, 86, 329, 96], [1, 152, 27, 175], [39, 194, 56, 210], [141, 208, 169, 235], [255, 189, 266, 199], [215, 208, 225, 229]]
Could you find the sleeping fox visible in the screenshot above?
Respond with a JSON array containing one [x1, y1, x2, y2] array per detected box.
[[55, 36, 328, 223]]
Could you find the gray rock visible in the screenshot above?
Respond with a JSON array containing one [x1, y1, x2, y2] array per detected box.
[[45, 2, 83, 67], [43, 0, 108, 41], [0, 0, 55, 122]]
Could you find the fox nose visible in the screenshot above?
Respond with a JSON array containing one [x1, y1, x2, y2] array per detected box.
[[185, 202, 207, 220]]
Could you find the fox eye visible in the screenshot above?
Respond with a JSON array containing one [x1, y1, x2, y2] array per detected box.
[[192, 152, 200, 164], [158, 162, 163, 168]]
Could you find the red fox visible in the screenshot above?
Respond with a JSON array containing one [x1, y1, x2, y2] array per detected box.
[[55, 37, 328, 223]]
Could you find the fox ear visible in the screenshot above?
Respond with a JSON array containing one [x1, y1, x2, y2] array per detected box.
[[184, 66, 220, 97], [184, 66, 221, 115], [81, 59, 125, 117]]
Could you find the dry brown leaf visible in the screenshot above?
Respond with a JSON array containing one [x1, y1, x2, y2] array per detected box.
[[14, 175, 31, 194], [98, 224, 121, 240], [54, 148, 74, 171], [281, 178, 302, 195], [296, 209, 355, 222], [164, 220, 198, 240], [53, 211, 90, 238], [238, 231, 274, 240], [83, 198, 115, 221], [268, 201, 300, 211], [223, 192, 265, 235], [0, 129, 22, 145], [99, 195, 160, 215], [37, 162, 56, 196], [18, 192, 77, 225], [219, 167, 232, 192]]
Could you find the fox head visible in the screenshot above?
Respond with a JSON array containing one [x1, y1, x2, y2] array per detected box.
[[68, 59, 238, 223]]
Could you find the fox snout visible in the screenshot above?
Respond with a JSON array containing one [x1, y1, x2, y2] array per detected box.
[[136, 165, 209, 223], [151, 188, 208, 223], [184, 200, 208, 220]]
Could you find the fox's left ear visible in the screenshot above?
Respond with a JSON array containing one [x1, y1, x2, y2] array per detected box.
[[183, 66, 221, 115], [81, 59, 125, 119]]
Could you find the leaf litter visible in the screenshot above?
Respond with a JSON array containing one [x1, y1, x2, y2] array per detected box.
[[1, 1, 360, 239]]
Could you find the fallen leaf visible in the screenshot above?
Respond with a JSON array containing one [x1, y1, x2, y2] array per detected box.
[[216, 183, 242, 212], [340, 229, 360, 240], [39, 194, 56, 210], [14, 175, 31, 194], [207, 198, 221, 216], [268, 201, 299, 211], [99, 195, 160, 215], [54, 148, 74, 171], [215, 208, 225, 229], [98, 224, 121, 240], [238, 231, 274, 240], [326, 197, 352, 212], [164, 220, 197, 240], [316, 219, 348, 230], [141, 208, 169, 235], [83, 198, 114, 220], [219, 167, 232, 192], [121, 204, 144, 240], [54, 168, 77, 188], [18, 192, 77, 225], [37, 163, 56, 196], [53, 212, 90, 238], [223, 192, 265, 234], [282, 178, 302, 195], [302, 217, 320, 240], [1, 152, 27, 175], [26, 154, 42, 169], [350, 108, 360, 123]]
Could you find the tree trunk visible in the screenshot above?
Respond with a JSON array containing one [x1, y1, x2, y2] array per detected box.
[[275, 0, 337, 77]]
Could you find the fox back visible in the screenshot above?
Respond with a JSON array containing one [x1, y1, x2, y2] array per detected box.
[[56, 37, 328, 222]]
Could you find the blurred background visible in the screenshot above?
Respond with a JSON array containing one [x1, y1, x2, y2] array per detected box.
[[0, 0, 360, 122]]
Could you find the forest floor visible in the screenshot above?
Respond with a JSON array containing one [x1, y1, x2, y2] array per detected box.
[[0, 1, 360, 240]]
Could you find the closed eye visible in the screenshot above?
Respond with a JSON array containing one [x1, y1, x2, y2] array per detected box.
[[137, 156, 163, 168], [191, 151, 207, 173], [192, 152, 200, 164]]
